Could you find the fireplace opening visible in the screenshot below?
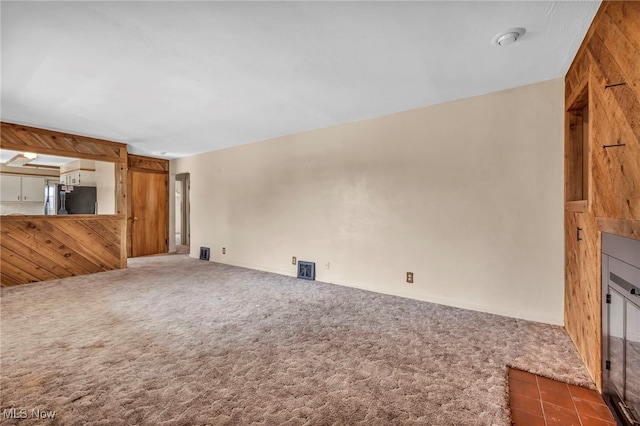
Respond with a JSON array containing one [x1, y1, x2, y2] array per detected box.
[[602, 233, 640, 426]]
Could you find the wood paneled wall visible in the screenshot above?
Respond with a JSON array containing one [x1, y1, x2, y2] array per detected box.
[[128, 154, 170, 174], [1, 215, 126, 286], [1, 122, 130, 286], [1, 123, 126, 161], [564, 1, 640, 390]]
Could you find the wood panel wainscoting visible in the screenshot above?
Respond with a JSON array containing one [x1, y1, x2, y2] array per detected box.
[[0, 215, 126, 287], [564, 1, 640, 391]]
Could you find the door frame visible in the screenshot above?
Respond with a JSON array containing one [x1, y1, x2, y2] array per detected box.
[[175, 172, 190, 246]]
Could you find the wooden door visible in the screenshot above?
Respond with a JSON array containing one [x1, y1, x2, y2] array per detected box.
[[131, 170, 167, 257], [565, 210, 602, 387]]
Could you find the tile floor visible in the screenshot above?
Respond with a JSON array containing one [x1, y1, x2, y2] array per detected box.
[[508, 368, 617, 426]]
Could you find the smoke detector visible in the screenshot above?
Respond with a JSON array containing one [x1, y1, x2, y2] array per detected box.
[[492, 28, 526, 46]]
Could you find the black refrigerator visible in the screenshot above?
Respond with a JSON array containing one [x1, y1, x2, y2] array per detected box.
[[56, 185, 97, 214]]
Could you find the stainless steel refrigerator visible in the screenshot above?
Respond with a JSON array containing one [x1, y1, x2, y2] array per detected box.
[[44, 182, 97, 215]]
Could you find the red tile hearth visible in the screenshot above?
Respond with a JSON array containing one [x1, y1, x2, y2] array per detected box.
[[508, 368, 616, 426]]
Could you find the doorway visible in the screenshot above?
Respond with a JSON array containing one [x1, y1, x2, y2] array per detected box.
[[175, 173, 190, 255]]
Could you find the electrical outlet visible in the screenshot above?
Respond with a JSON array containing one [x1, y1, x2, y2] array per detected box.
[[325, 261, 330, 270], [406, 272, 414, 283], [292, 256, 297, 265], [222, 247, 226, 255]]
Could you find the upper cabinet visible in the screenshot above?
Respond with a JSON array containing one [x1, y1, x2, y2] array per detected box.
[[21, 176, 46, 202], [60, 170, 96, 187], [0, 175, 45, 202], [60, 159, 97, 187], [0, 175, 21, 202]]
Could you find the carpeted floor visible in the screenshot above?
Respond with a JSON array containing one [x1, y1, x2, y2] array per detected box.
[[1, 255, 593, 425], [175, 244, 190, 255]]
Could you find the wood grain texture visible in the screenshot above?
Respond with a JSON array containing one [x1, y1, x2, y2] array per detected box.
[[125, 155, 169, 257], [564, 212, 602, 389], [1, 122, 127, 163], [565, 105, 586, 202], [130, 170, 168, 257], [128, 154, 169, 173], [564, 0, 640, 391], [0, 215, 127, 287], [596, 217, 640, 240], [565, 200, 588, 213], [586, 3, 640, 220], [566, 37, 592, 106], [115, 162, 128, 216], [591, 79, 640, 219]]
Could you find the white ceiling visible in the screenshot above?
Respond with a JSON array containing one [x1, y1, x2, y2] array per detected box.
[[1, 1, 600, 159], [0, 149, 74, 167]]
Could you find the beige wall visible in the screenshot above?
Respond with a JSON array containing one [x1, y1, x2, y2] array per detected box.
[[172, 78, 565, 324], [60, 159, 95, 174], [0, 202, 44, 215], [95, 161, 115, 214]]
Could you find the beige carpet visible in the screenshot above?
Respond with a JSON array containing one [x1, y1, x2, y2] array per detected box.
[[175, 244, 190, 255], [1, 255, 593, 425]]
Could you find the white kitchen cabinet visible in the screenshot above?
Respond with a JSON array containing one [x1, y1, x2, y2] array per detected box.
[[21, 176, 46, 202], [60, 170, 96, 187], [0, 175, 22, 201], [0, 175, 45, 202]]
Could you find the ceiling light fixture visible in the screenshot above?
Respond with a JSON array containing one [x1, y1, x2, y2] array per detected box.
[[492, 28, 526, 46], [5, 153, 38, 167]]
